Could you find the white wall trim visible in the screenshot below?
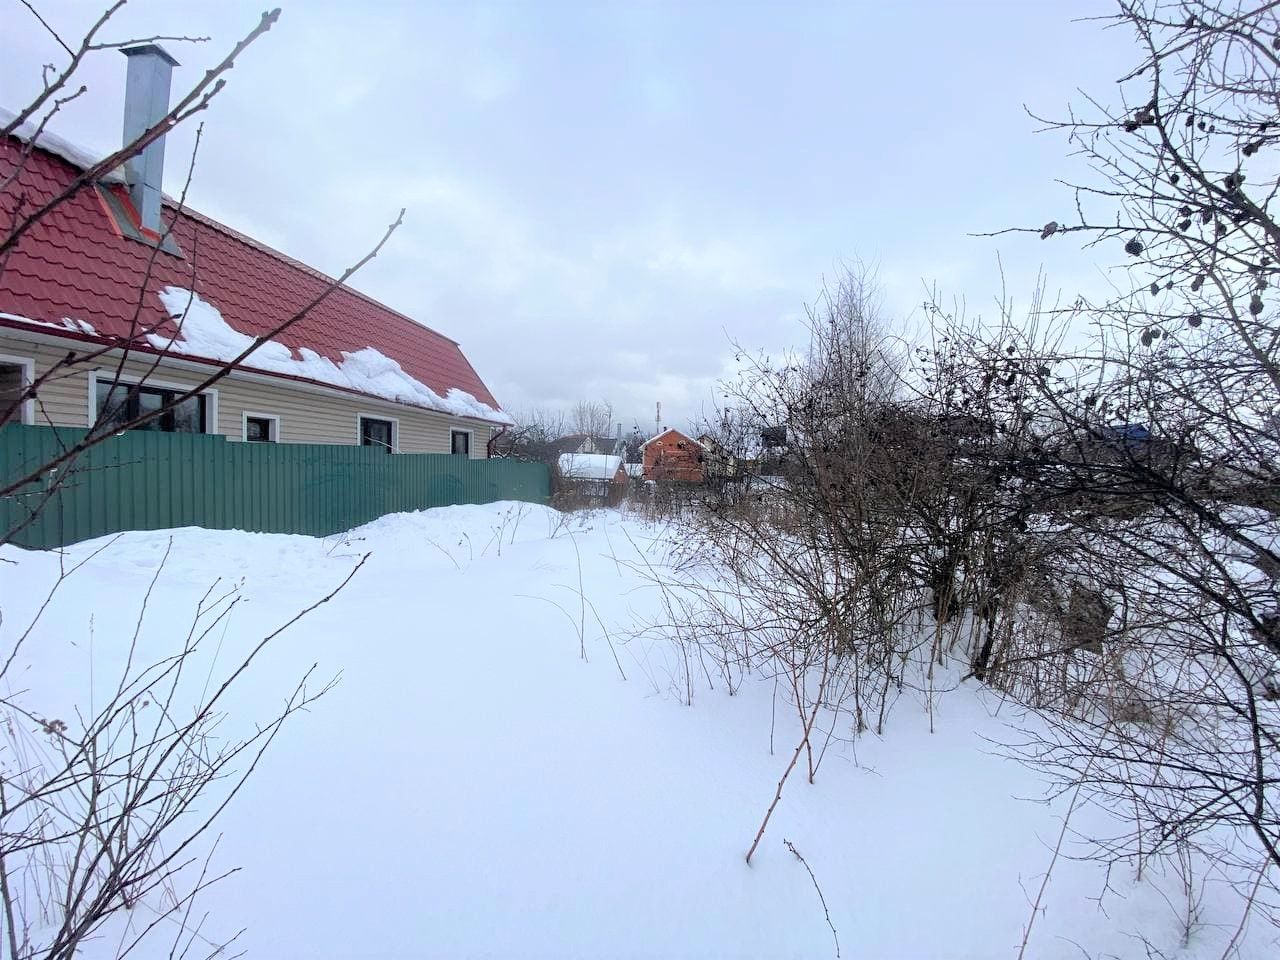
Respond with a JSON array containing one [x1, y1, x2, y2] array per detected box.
[[449, 427, 474, 457], [241, 410, 281, 443], [87, 370, 218, 433], [356, 412, 399, 453], [0, 352, 36, 425]]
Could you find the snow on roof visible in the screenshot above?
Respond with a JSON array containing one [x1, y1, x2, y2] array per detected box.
[[0, 311, 96, 336], [0, 106, 125, 183], [640, 428, 701, 449], [150, 287, 512, 424], [557, 453, 623, 481]]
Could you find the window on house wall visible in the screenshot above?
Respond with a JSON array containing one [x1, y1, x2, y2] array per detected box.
[[244, 415, 278, 443], [0, 363, 27, 425], [451, 430, 471, 456], [95, 381, 208, 433], [360, 416, 395, 452]]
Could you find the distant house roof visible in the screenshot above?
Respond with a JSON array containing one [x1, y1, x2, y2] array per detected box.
[[551, 435, 590, 456], [557, 453, 623, 481], [0, 120, 510, 424], [551, 434, 623, 455], [697, 434, 732, 455]]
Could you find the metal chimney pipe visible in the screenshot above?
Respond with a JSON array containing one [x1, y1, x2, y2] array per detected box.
[[121, 44, 178, 234]]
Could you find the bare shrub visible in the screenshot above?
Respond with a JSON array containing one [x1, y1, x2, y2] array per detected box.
[[975, 1, 1280, 916], [0, 548, 363, 958]]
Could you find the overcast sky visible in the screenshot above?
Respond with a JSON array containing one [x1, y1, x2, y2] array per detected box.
[[2, 0, 1135, 432]]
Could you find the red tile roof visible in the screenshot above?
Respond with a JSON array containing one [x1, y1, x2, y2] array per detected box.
[[0, 136, 504, 418]]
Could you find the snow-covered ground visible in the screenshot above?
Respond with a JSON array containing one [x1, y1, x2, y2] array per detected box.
[[0, 503, 1272, 958]]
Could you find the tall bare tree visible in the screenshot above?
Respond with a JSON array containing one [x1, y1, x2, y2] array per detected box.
[[570, 399, 614, 438]]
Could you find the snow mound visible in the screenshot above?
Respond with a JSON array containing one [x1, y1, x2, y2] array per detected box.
[[148, 286, 513, 425]]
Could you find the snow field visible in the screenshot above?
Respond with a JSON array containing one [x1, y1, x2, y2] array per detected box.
[[0, 503, 1269, 958]]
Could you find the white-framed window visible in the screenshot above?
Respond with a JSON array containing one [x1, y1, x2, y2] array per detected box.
[[242, 411, 280, 443], [88, 372, 217, 434], [357, 414, 398, 453], [0, 353, 35, 426], [450, 428, 472, 457]]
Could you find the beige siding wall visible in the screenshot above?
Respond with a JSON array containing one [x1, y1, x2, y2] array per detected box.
[[0, 332, 497, 457]]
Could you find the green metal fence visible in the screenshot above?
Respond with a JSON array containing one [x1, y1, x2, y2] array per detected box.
[[0, 425, 550, 549]]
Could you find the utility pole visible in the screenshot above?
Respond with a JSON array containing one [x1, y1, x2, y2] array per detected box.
[[655, 401, 661, 438]]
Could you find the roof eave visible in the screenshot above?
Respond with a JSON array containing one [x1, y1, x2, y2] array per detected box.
[[0, 319, 510, 426], [641, 428, 701, 450]]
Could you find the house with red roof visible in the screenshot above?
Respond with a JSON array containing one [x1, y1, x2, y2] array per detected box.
[[0, 45, 509, 457]]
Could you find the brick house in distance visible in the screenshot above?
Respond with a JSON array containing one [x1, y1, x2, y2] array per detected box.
[[641, 428, 705, 482], [0, 45, 509, 455]]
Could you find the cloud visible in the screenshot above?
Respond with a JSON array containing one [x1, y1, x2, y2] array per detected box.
[[0, 0, 1135, 430]]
